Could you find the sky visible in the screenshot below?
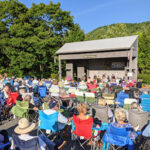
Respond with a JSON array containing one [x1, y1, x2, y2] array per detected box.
[[19, 0, 150, 33]]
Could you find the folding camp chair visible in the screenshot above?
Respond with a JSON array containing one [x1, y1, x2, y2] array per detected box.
[[33, 96, 41, 107], [92, 105, 109, 144], [12, 134, 39, 150], [123, 98, 137, 110], [75, 91, 85, 103], [38, 110, 62, 138], [38, 86, 47, 98], [128, 110, 149, 131], [91, 87, 100, 94], [78, 88, 88, 92], [116, 91, 129, 107], [45, 81, 51, 89], [71, 115, 96, 150], [0, 142, 10, 150], [19, 87, 26, 95], [85, 92, 97, 105], [92, 105, 109, 123], [68, 87, 77, 94], [140, 94, 150, 113], [22, 92, 34, 105], [139, 88, 150, 94], [102, 124, 134, 150], [102, 93, 115, 109], [111, 86, 122, 94], [11, 100, 29, 118], [49, 88, 59, 98], [0, 91, 5, 106], [7, 92, 19, 106]]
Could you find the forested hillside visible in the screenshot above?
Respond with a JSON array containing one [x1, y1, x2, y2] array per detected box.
[[86, 22, 150, 83], [85, 22, 150, 40]]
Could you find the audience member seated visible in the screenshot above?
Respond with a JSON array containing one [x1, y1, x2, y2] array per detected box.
[[10, 118, 55, 150], [98, 98, 113, 121], [24, 95, 38, 114], [42, 95, 52, 110], [3, 86, 9, 100], [88, 81, 97, 92], [93, 75, 98, 83], [121, 81, 127, 87], [136, 79, 142, 88], [87, 77, 91, 86], [78, 76, 87, 91], [112, 108, 137, 140], [76, 103, 90, 120], [19, 81, 28, 94], [103, 83, 112, 94], [44, 100, 72, 130], [128, 102, 149, 131], [130, 102, 143, 111], [50, 80, 59, 97], [59, 87, 70, 101]]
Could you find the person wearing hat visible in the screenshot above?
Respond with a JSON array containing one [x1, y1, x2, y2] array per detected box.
[[10, 118, 55, 150], [44, 100, 72, 130]]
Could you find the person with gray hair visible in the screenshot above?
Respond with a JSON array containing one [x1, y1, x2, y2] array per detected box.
[[23, 95, 38, 114], [130, 102, 142, 111], [111, 108, 137, 140]]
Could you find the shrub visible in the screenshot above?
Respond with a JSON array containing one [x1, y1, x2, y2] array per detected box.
[[51, 73, 59, 80], [138, 74, 150, 84]]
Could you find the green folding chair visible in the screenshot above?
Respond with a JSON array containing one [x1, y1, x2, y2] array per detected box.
[[75, 91, 85, 103], [123, 98, 137, 110], [85, 92, 97, 105], [79, 88, 88, 92], [11, 100, 29, 118]]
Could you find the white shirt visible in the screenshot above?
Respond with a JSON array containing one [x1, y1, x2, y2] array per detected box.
[[44, 109, 68, 124], [10, 134, 46, 150]]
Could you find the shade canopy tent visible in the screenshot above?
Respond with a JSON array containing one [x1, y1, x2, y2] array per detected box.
[[56, 35, 138, 81]]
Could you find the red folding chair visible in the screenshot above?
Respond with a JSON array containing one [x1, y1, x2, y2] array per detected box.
[[7, 92, 19, 106], [71, 115, 96, 150]]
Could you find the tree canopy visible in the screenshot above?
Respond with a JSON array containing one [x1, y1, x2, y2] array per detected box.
[[0, 0, 85, 78]]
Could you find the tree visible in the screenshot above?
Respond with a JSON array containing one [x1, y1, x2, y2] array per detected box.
[[138, 32, 150, 73], [0, 0, 85, 78]]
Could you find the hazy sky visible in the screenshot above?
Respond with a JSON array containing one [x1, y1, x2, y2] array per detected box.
[[19, 0, 150, 33]]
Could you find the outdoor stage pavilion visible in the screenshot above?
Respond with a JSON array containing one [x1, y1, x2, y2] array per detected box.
[[56, 35, 138, 81]]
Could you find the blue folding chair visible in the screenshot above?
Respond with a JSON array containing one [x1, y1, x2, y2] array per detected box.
[[38, 86, 47, 98], [0, 91, 5, 106], [45, 81, 51, 89], [38, 110, 60, 136], [12, 134, 39, 150], [102, 124, 134, 150], [33, 96, 41, 106], [116, 91, 129, 107], [139, 93, 150, 99], [0, 142, 10, 149], [140, 94, 150, 113]]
